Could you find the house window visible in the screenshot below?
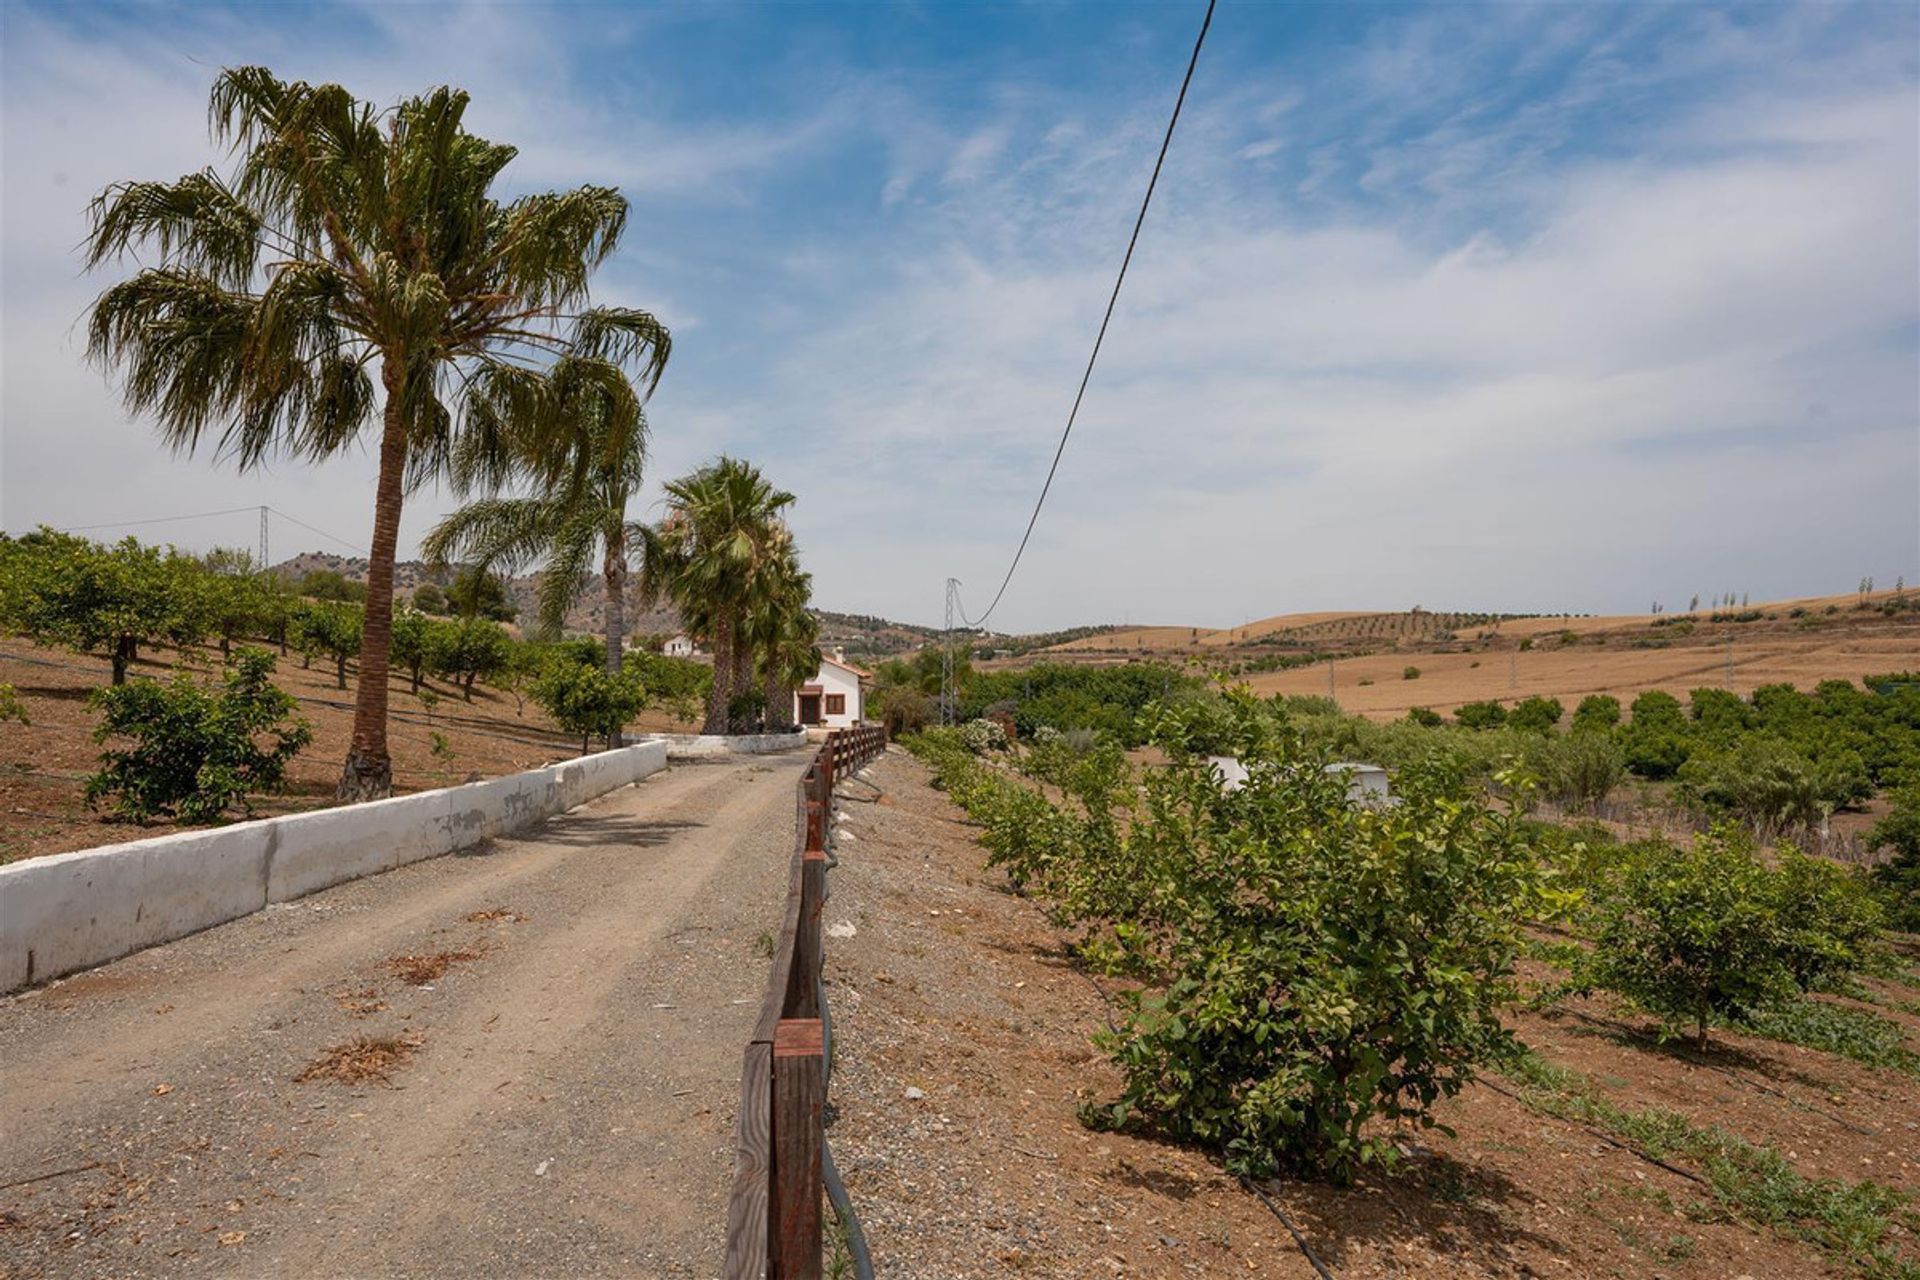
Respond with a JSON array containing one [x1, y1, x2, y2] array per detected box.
[[825, 694, 846, 716]]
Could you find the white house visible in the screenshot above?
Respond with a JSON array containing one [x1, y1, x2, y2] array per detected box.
[[663, 633, 696, 658], [795, 652, 868, 728]]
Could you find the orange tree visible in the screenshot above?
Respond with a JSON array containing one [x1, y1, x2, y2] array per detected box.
[[83, 67, 668, 798]]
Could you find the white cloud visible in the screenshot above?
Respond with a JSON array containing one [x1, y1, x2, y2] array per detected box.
[[1, 2, 1914, 634], [711, 77, 1918, 627]]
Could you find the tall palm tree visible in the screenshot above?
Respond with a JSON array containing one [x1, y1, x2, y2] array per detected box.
[[82, 68, 668, 800], [421, 372, 647, 719], [641, 457, 794, 734]]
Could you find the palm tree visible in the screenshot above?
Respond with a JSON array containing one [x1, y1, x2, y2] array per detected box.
[[421, 374, 648, 744], [746, 550, 817, 731], [641, 457, 794, 733], [82, 68, 669, 800]]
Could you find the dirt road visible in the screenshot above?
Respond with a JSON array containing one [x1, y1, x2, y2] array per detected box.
[[1, 752, 808, 1279]]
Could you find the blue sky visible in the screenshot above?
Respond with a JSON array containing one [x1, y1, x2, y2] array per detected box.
[[2, 1, 1915, 631]]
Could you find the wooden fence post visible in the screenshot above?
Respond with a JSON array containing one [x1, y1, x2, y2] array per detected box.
[[771, 1017, 825, 1279], [723, 1040, 772, 1278], [806, 800, 827, 853]]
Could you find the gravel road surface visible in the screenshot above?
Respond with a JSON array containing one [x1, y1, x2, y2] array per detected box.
[[1, 752, 807, 1279]]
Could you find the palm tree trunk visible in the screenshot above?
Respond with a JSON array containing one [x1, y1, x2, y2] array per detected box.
[[731, 632, 756, 732], [338, 372, 407, 802], [703, 613, 733, 734], [603, 529, 626, 749], [763, 661, 788, 731]]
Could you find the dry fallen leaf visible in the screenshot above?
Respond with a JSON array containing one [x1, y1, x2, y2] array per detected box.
[[151, 1083, 173, 1096], [218, 1231, 245, 1246]]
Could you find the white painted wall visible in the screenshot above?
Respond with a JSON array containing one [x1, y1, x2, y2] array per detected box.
[[0, 741, 668, 994], [795, 660, 863, 728], [663, 634, 695, 657], [645, 730, 808, 758]]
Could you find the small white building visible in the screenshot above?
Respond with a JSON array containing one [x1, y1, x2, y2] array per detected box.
[[663, 633, 697, 658], [795, 652, 868, 728]]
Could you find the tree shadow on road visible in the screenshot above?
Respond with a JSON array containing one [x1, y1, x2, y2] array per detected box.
[[529, 814, 705, 849]]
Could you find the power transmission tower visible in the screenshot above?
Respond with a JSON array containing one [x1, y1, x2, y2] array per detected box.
[[941, 578, 960, 726], [258, 506, 269, 571]]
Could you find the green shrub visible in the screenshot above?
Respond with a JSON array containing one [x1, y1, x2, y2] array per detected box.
[[959, 717, 1009, 754], [1572, 694, 1621, 731], [529, 660, 647, 754], [1531, 729, 1625, 812], [297, 568, 367, 604], [1454, 700, 1507, 730], [0, 683, 27, 726], [1402, 666, 1421, 680], [292, 601, 362, 689], [1868, 785, 1920, 931], [1584, 830, 1801, 1046], [1088, 699, 1540, 1184], [1508, 695, 1564, 734], [84, 648, 312, 823], [1689, 686, 1753, 734], [1575, 828, 1884, 1026], [390, 607, 446, 695], [0, 530, 190, 684], [1629, 689, 1686, 730], [1406, 706, 1442, 727], [874, 684, 935, 737], [1771, 847, 1885, 990], [1622, 726, 1691, 779], [1678, 737, 1866, 835], [429, 616, 512, 701]]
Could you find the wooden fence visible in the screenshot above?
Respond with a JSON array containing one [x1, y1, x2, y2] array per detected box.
[[724, 724, 887, 1279]]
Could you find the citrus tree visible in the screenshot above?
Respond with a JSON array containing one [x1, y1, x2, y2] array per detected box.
[[293, 601, 362, 690], [86, 647, 312, 823], [428, 616, 511, 701], [0, 531, 183, 684], [530, 654, 648, 754]]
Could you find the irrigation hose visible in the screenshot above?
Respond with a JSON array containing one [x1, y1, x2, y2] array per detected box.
[[1239, 1176, 1337, 1280], [816, 776, 877, 1280]]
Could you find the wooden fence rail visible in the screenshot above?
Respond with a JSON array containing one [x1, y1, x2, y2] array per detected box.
[[725, 724, 888, 1279]]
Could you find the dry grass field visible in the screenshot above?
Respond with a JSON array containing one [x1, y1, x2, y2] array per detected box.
[[1035, 590, 1919, 722], [1248, 626, 1918, 719], [0, 639, 701, 865]]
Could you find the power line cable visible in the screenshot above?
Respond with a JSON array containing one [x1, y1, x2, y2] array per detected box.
[[57, 505, 259, 534], [956, 0, 1216, 631], [266, 507, 369, 556], [55, 504, 367, 558]]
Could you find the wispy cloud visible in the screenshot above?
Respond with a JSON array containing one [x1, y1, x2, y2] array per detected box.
[[2, 1, 1913, 630]]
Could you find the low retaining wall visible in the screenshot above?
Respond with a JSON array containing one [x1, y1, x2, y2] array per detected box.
[[645, 730, 809, 759], [0, 741, 668, 995]]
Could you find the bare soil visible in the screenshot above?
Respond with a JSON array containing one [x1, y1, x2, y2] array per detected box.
[[0, 751, 807, 1278], [0, 638, 703, 864], [1243, 623, 1919, 720], [1018, 591, 1920, 723], [820, 751, 1920, 1279]]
